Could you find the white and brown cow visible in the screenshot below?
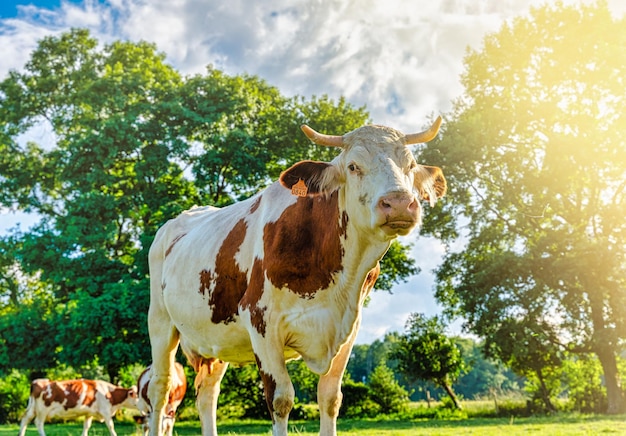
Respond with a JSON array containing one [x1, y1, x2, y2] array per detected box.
[[136, 362, 187, 436], [147, 117, 447, 436], [18, 378, 138, 436]]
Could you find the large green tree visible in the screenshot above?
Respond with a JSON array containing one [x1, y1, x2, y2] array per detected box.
[[0, 29, 418, 379], [0, 29, 196, 380], [421, 2, 626, 413], [392, 313, 466, 409]]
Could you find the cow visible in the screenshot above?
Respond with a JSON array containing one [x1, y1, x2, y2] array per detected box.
[[136, 362, 187, 436], [18, 378, 138, 436], [147, 117, 447, 436]]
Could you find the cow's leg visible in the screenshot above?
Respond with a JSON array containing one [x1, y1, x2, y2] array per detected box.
[[34, 413, 47, 436], [195, 358, 228, 436], [253, 345, 294, 436], [317, 323, 360, 436], [17, 401, 35, 436], [164, 416, 175, 436], [81, 416, 95, 436], [147, 313, 180, 436]]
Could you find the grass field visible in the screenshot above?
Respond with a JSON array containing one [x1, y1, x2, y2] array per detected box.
[[4, 414, 626, 436]]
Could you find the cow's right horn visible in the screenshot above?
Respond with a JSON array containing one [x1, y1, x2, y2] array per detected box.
[[405, 116, 442, 145], [301, 125, 344, 148]]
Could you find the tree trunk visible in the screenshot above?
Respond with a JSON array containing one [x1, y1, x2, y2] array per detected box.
[[491, 388, 499, 414], [441, 382, 462, 410], [536, 368, 556, 412], [587, 283, 625, 414], [425, 389, 432, 408], [594, 341, 625, 414]]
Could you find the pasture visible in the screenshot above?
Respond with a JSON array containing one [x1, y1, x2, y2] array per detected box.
[[5, 413, 626, 435]]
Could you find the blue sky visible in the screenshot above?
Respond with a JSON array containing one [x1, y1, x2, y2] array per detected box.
[[1, 0, 623, 344], [0, 0, 79, 18]]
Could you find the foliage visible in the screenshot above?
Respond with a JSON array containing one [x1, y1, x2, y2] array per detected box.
[[367, 364, 411, 414], [420, 1, 626, 414], [392, 313, 466, 409], [0, 370, 30, 424], [287, 360, 319, 404], [561, 354, 607, 413], [218, 365, 267, 420], [339, 378, 381, 418], [454, 338, 522, 399], [376, 241, 419, 291]]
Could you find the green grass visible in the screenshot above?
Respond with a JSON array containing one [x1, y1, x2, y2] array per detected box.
[[4, 414, 626, 436]]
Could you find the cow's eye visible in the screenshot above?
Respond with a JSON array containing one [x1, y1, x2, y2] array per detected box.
[[348, 163, 359, 173]]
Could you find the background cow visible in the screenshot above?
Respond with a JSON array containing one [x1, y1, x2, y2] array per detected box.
[[18, 378, 138, 436], [147, 117, 446, 436], [136, 362, 187, 436]]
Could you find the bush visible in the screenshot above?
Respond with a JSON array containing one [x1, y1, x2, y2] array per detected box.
[[340, 379, 381, 418], [368, 365, 410, 414], [0, 370, 30, 424], [561, 355, 607, 413]]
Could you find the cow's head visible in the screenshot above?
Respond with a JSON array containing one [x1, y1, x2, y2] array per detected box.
[[279, 117, 446, 240], [123, 385, 140, 408]]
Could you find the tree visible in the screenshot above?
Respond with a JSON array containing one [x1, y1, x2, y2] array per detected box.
[[367, 364, 410, 414], [0, 29, 195, 379], [0, 29, 419, 380], [392, 313, 466, 409], [422, 1, 626, 413]]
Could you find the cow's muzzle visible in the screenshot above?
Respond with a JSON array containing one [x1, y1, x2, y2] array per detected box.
[[377, 193, 419, 236]]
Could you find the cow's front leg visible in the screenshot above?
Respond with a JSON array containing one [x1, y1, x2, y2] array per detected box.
[[253, 346, 294, 436], [318, 321, 360, 436], [194, 357, 229, 436]]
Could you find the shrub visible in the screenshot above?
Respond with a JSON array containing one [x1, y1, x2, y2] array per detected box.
[[340, 379, 380, 418], [561, 355, 607, 413], [368, 364, 411, 414], [0, 370, 30, 424]]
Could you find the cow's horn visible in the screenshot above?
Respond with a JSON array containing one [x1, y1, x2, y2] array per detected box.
[[405, 116, 442, 145], [301, 125, 344, 148]]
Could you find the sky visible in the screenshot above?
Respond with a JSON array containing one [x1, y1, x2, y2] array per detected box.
[[1, 0, 623, 345]]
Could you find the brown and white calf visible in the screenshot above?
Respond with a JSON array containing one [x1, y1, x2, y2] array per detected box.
[[147, 117, 447, 435], [18, 378, 138, 436], [136, 362, 187, 436]]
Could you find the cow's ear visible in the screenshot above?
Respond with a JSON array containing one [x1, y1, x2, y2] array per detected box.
[[414, 165, 446, 206], [279, 160, 339, 196]]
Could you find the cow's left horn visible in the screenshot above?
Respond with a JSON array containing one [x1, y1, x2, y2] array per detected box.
[[301, 125, 344, 148], [405, 116, 442, 145]]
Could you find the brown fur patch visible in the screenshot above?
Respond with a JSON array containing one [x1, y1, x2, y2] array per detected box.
[[81, 380, 97, 406], [42, 380, 91, 409], [363, 264, 380, 293], [250, 196, 262, 213], [109, 386, 131, 406], [138, 367, 151, 408], [30, 380, 46, 399], [198, 269, 213, 296], [240, 258, 267, 336], [255, 357, 277, 421], [165, 233, 187, 258], [263, 192, 346, 297], [207, 219, 249, 324]]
